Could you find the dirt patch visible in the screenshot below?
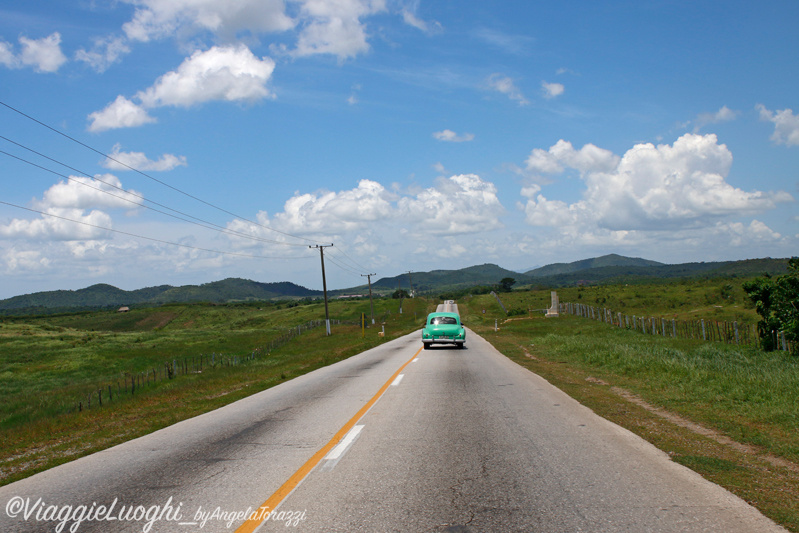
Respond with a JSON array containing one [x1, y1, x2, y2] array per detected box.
[[204, 386, 245, 400], [136, 312, 178, 330], [586, 377, 799, 474], [0, 442, 94, 484], [519, 345, 539, 361]]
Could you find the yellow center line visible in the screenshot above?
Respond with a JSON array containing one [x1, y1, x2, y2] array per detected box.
[[235, 345, 424, 533]]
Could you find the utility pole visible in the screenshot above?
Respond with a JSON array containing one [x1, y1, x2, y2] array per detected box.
[[310, 244, 334, 335], [362, 273, 376, 325], [406, 271, 414, 298]]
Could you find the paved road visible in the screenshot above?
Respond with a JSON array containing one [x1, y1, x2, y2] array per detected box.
[[0, 324, 785, 532]]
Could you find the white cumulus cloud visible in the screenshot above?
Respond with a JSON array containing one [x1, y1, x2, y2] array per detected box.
[[692, 105, 738, 132], [226, 174, 504, 250], [88, 96, 157, 132], [525, 140, 619, 176], [0, 175, 141, 241], [121, 0, 295, 42], [137, 45, 275, 108], [241, 179, 396, 237], [75, 36, 131, 73], [399, 174, 504, 235], [487, 74, 528, 106], [291, 0, 386, 60], [102, 144, 188, 171], [88, 45, 275, 131], [522, 133, 793, 232], [39, 174, 142, 211], [757, 104, 799, 147], [0, 33, 67, 73], [0, 40, 17, 68], [433, 129, 475, 142], [541, 81, 564, 99], [0, 208, 113, 241]]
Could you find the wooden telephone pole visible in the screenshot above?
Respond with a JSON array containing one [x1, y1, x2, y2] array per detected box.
[[362, 273, 376, 325], [310, 244, 334, 335]]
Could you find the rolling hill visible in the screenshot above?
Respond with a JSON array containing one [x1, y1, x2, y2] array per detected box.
[[518, 257, 788, 288], [0, 256, 790, 316], [371, 264, 526, 293], [525, 254, 664, 277], [0, 279, 321, 315]]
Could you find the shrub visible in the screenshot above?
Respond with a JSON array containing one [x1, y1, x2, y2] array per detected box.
[[743, 257, 799, 351]]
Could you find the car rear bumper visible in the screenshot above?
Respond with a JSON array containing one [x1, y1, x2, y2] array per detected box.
[[423, 338, 465, 346]]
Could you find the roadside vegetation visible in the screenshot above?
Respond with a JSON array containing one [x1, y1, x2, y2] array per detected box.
[[0, 295, 432, 486], [459, 283, 799, 531], [1, 274, 797, 530]]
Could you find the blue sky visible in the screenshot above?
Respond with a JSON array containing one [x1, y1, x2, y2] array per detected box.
[[0, 0, 797, 299]]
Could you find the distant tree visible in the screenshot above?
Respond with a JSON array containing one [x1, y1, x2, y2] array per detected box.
[[392, 289, 410, 299], [498, 277, 516, 293], [743, 257, 799, 351]]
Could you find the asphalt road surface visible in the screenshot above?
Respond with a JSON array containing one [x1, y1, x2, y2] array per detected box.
[[0, 314, 786, 532]]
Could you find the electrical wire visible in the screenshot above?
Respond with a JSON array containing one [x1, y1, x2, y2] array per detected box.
[[0, 144, 309, 247], [324, 253, 365, 278], [0, 100, 321, 244], [0, 101, 386, 280], [0, 200, 314, 261], [327, 246, 372, 274]]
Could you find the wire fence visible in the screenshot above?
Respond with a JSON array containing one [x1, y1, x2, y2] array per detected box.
[[559, 301, 794, 355], [72, 318, 348, 414]]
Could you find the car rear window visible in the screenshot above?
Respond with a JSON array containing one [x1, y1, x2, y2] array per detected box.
[[430, 316, 458, 325]]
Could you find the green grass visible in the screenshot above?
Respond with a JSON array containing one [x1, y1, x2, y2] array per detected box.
[[499, 278, 759, 323], [2, 278, 797, 529], [0, 296, 432, 485]]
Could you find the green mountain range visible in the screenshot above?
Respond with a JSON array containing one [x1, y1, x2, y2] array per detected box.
[[372, 263, 523, 293], [519, 256, 788, 287], [367, 255, 788, 294], [0, 255, 789, 316], [0, 279, 321, 315], [524, 253, 664, 277]]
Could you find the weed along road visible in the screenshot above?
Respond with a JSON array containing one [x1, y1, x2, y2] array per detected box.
[[0, 328, 785, 532]]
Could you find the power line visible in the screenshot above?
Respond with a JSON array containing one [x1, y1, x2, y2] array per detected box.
[[0, 99, 320, 245], [0, 200, 314, 261], [325, 253, 363, 277], [0, 145, 309, 248], [327, 245, 372, 274], [0, 101, 388, 282]]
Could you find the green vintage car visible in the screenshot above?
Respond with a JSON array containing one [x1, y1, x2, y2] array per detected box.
[[422, 312, 466, 349]]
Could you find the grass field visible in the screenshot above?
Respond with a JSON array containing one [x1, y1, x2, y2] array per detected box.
[[1, 278, 797, 530], [0, 295, 432, 485], [499, 278, 759, 323]]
